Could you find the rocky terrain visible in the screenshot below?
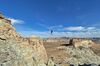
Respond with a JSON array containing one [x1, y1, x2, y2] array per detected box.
[[0, 14, 48, 66], [65, 46, 100, 65], [44, 39, 100, 66], [0, 13, 100, 66]]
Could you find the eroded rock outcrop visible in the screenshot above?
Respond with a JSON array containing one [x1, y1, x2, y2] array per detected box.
[[65, 46, 100, 65], [0, 14, 47, 66], [73, 39, 94, 48]]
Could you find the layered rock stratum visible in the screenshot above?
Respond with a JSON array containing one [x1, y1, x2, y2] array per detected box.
[[0, 14, 47, 66]]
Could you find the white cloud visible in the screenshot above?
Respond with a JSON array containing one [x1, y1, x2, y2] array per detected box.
[[16, 25, 100, 38], [64, 26, 85, 31], [64, 26, 97, 31], [18, 29, 100, 38], [87, 27, 95, 30], [18, 30, 50, 38], [7, 18, 24, 25]]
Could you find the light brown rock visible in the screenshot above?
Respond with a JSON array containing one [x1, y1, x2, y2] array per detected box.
[[73, 39, 94, 48], [0, 14, 47, 66]]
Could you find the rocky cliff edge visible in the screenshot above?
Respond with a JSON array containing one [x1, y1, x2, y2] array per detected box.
[[0, 14, 47, 66]]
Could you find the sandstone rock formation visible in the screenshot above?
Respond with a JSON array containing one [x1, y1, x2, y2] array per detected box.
[[65, 46, 100, 65], [0, 14, 47, 66], [61, 39, 100, 65], [73, 39, 94, 48]]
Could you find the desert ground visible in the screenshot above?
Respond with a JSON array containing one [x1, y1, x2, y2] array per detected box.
[[43, 38, 100, 65], [44, 42, 68, 64]]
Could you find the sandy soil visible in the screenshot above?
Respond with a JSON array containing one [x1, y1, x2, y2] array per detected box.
[[91, 44, 100, 56], [43, 42, 68, 63], [43, 41, 100, 64]]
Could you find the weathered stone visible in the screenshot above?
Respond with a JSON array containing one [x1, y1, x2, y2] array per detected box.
[[59, 64, 70, 66], [47, 58, 55, 66], [65, 46, 100, 65], [0, 14, 47, 66], [73, 39, 94, 48]]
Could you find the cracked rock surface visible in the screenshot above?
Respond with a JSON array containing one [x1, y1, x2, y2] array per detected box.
[[0, 14, 47, 66], [65, 46, 100, 65]]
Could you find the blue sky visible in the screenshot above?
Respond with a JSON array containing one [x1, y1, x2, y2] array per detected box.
[[0, 0, 100, 37]]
